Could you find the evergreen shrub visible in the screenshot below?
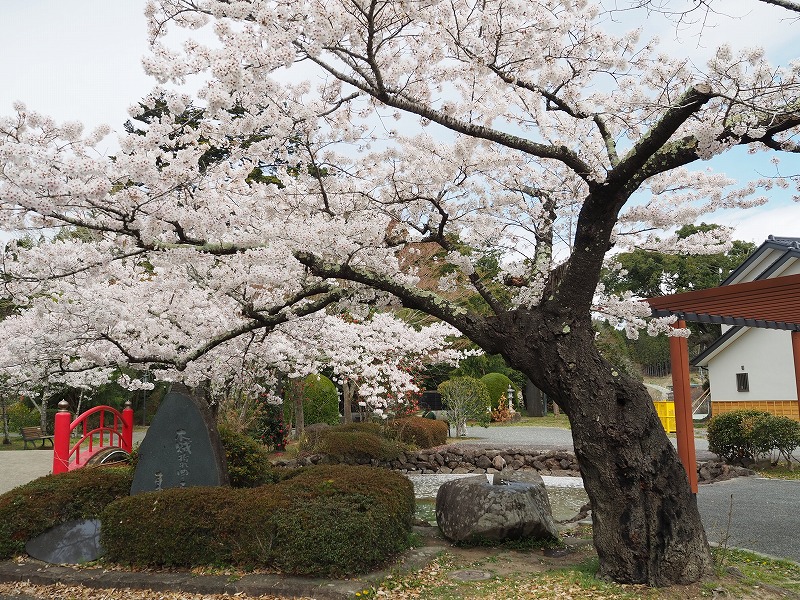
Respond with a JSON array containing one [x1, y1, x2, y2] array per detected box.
[[299, 422, 409, 461], [300, 422, 331, 451], [0, 466, 133, 559], [314, 430, 406, 462], [333, 422, 383, 436], [707, 410, 770, 464], [480, 373, 516, 410], [218, 426, 275, 487], [6, 400, 39, 431], [258, 402, 288, 451], [767, 415, 800, 465], [285, 374, 341, 427], [100, 465, 414, 575], [707, 410, 800, 465], [391, 416, 448, 448]]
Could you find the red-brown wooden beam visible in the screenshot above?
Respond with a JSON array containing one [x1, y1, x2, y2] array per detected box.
[[647, 273, 800, 331], [669, 320, 698, 494]]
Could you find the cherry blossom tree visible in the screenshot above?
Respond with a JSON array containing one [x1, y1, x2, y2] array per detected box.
[[0, 233, 458, 424], [267, 312, 462, 422], [1, 0, 799, 586]]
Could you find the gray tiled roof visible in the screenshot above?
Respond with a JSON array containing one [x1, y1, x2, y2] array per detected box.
[[721, 235, 800, 285], [692, 235, 800, 366]]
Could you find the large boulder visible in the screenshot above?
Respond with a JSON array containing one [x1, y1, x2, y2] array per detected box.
[[435, 474, 559, 544]]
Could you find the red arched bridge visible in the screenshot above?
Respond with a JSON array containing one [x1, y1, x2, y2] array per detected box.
[[52, 400, 134, 474]]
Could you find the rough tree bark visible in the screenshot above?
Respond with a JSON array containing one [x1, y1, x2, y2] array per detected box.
[[490, 308, 712, 585], [342, 379, 355, 424]]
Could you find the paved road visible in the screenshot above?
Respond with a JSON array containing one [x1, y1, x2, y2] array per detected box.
[[697, 477, 800, 562], [460, 423, 711, 455], [0, 430, 148, 496], [1, 426, 797, 563]]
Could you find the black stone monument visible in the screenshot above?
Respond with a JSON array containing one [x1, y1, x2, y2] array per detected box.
[[25, 519, 104, 564], [131, 383, 228, 494]]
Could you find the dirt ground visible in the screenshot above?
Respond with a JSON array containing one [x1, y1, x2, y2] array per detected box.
[[1, 525, 796, 600]]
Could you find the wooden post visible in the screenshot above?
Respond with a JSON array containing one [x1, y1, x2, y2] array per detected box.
[[792, 331, 800, 419], [669, 320, 698, 493], [52, 400, 71, 475], [122, 400, 134, 453]]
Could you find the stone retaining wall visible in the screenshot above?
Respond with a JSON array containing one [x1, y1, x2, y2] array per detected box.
[[274, 446, 755, 485], [276, 446, 582, 478]]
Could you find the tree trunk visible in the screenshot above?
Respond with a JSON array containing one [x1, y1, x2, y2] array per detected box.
[[342, 379, 353, 424], [294, 392, 305, 440], [497, 311, 713, 585], [1, 396, 10, 444], [28, 388, 49, 435]]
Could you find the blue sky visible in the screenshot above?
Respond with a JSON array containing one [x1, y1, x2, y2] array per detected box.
[[1, 0, 798, 245]]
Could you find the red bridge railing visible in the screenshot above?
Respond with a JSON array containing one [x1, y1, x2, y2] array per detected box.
[[53, 400, 134, 475]]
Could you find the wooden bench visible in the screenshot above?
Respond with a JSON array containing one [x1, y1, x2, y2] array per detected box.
[[21, 426, 54, 449]]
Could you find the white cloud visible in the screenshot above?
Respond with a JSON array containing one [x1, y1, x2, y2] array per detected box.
[[715, 200, 800, 244]]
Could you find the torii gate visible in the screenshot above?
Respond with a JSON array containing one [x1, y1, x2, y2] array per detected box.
[[646, 272, 800, 493]]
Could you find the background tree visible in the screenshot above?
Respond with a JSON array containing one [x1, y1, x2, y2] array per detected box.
[[438, 376, 491, 437], [603, 224, 756, 299], [603, 224, 756, 353]]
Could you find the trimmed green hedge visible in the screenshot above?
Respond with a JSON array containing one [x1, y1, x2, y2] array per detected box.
[[391, 416, 448, 448], [299, 422, 409, 462], [315, 430, 407, 462], [0, 466, 133, 559], [100, 465, 414, 575], [708, 410, 800, 465], [480, 373, 517, 410], [218, 425, 276, 487]]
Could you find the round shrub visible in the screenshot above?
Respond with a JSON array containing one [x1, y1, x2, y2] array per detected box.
[[480, 373, 517, 410], [707, 410, 772, 465], [333, 421, 384, 436], [300, 422, 331, 452], [391, 416, 448, 448], [314, 430, 406, 462], [217, 426, 275, 487], [765, 415, 800, 465], [100, 465, 414, 576], [0, 466, 133, 559], [298, 422, 378, 453]]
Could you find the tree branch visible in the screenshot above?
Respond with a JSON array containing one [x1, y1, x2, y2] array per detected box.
[[607, 84, 717, 190], [299, 49, 596, 182], [294, 250, 488, 337]]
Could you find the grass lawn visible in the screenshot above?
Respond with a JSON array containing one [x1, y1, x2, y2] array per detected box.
[[0, 436, 31, 451], [488, 413, 571, 429], [752, 463, 800, 480]]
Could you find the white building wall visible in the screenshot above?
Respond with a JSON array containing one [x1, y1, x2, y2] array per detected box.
[[708, 327, 797, 401]]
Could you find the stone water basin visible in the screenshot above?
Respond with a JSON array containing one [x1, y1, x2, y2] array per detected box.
[[407, 473, 589, 524]]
